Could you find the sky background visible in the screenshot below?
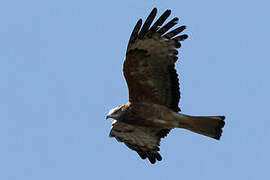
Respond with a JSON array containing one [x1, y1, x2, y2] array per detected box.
[[1, 0, 270, 179]]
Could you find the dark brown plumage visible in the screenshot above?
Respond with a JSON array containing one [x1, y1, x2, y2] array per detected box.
[[124, 8, 187, 111], [107, 8, 225, 164]]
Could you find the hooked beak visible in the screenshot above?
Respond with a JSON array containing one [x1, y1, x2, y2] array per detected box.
[[106, 115, 111, 119]]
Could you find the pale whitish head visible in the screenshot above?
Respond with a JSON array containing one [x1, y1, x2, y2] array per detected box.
[[106, 105, 123, 120]]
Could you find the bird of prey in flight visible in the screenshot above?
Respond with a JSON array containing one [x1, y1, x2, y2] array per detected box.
[[106, 8, 225, 164]]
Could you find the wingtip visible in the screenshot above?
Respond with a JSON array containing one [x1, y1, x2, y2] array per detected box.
[[173, 17, 179, 22], [174, 34, 188, 41], [137, 151, 163, 164], [152, 7, 158, 12], [164, 9, 171, 15], [150, 8, 158, 16], [151, 8, 171, 14], [147, 153, 162, 164], [182, 34, 189, 40]]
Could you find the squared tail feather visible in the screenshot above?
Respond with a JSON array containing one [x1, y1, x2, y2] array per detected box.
[[177, 115, 225, 140]]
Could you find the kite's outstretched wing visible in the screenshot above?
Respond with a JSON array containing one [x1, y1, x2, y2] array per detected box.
[[109, 120, 170, 164], [123, 8, 188, 112]]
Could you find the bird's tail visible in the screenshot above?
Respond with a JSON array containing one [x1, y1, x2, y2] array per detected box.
[[175, 114, 225, 140]]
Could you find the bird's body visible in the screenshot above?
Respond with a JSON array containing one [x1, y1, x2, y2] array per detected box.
[[110, 102, 178, 128], [106, 8, 225, 164]]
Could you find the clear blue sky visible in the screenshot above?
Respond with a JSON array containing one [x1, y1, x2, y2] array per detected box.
[[1, 0, 269, 179]]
